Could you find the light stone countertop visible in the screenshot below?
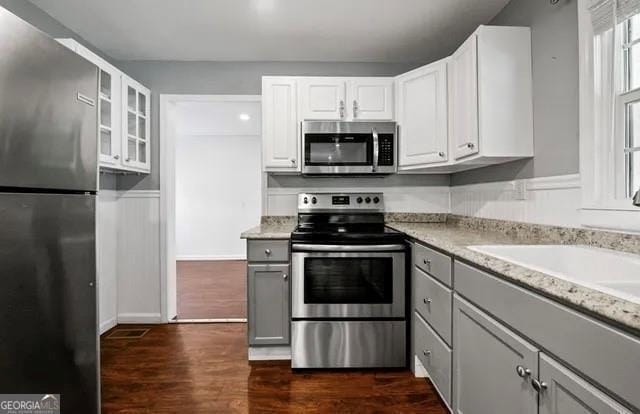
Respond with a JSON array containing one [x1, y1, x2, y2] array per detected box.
[[240, 216, 296, 239], [387, 220, 640, 335], [240, 223, 295, 240]]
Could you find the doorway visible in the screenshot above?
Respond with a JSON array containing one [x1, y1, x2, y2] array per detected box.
[[161, 95, 262, 322]]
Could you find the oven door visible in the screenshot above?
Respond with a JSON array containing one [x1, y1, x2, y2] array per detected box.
[[291, 244, 406, 318]]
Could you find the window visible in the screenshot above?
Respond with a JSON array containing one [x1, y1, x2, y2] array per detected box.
[[622, 15, 640, 197], [579, 0, 640, 231]]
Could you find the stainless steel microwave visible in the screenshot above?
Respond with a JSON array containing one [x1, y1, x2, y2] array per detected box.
[[302, 121, 397, 175]]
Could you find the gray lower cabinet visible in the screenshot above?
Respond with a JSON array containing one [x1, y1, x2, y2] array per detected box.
[[453, 294, 539, 414], [248, 263, 290, 345], [538, 354, 632, 414]]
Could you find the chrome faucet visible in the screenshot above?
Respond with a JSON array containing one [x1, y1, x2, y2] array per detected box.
[[634, 188, 640, 207]]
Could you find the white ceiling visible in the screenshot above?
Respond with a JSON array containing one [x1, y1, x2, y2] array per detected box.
[[29, 0, 510, 62]]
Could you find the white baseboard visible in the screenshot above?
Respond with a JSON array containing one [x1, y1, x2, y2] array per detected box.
[[117, 313, 163, 324], [99, 317, 117, 335], [414, 355, 428, 378], [176, 255, 246, 261], [248, 346, 291, 361]]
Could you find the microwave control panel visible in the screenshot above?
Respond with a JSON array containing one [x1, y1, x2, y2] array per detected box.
[[378, 135, 395, 166]]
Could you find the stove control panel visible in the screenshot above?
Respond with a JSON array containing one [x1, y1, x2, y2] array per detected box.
[[298, 192, 384, 212]]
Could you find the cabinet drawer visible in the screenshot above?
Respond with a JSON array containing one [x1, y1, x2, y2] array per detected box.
[[415, 312, 451, 406], [455, 260, 640, 410], [413, 267, 452, 345], [247, 240, 289, 262], [413, 243, 452, 287]]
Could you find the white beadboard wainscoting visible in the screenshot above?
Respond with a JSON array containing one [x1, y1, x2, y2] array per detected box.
[[97, 189, 162, 331], [97, 190, 119, 334], [266, 186, 451, 216], [450, 174, 582, 227]]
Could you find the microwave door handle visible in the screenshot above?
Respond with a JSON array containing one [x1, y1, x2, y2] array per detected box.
[[372, 127, 379, 173]]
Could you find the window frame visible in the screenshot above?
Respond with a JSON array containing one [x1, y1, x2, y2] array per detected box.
[[578, 0, 640, 232]]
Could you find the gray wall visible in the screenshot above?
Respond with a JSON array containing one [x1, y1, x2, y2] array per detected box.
[[115, 61, 424, 191], [451, 0, 579, 186]]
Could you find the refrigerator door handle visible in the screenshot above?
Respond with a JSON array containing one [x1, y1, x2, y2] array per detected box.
[[77, 92, 96, 107]]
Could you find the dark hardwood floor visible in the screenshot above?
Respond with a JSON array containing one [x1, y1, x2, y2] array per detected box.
[[101, 323, 448, 413], [177, 260, 246, 319]]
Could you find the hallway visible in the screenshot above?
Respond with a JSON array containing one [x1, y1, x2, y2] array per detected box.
[[177, 260, 247, 320]]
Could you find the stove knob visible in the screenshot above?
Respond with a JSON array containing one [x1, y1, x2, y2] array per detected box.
[[357, 197, 363, 204], [365, 197, 371, 204], [311, 197, 317, 204], [373, 196, 380, 204], [303, 197, 308, 204]]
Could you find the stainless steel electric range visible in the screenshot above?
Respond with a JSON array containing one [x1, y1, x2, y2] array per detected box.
[[290, 192, 407, 369]]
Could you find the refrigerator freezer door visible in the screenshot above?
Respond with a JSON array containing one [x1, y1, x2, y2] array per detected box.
[[0, 7, 98, 192], [0, 193, 98, 413]]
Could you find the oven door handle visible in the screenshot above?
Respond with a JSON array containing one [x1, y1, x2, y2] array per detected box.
[[372, 127, 379, 173], [292, 244, 405, 252]]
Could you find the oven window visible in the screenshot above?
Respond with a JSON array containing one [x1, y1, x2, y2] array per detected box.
[[305, 133, 372, 166], [304, 257, 393, 304]]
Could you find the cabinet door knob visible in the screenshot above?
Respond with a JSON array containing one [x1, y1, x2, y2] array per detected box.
[[113, 154, 120, 160], [283, 273, 288, 280], [422, 349, 431, 357], [531, 378, 548, 393], [516, 365, 531, 378], [438, 152, 445, 157], [290, 158, 296, 165], [423, 297, 432, 305], [466, 142, 475, 149], [264, 249, 272, 255]]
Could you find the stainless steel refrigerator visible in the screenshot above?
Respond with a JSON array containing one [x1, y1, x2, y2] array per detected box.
[[0, 6, 99, 413]]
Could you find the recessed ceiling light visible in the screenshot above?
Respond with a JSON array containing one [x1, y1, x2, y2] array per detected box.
[[239, 113, 251, 121]]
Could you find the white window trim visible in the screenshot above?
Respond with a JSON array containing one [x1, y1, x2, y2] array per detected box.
[[578, 0, 640, 232]]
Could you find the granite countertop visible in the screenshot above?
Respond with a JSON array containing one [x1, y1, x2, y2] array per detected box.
[[240, 223, 295, 239], [386, 220, 640, 335], [240, 216, 296, 239]]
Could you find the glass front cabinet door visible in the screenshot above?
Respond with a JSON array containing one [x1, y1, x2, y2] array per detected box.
[[121, 75, 151, 173], [97, 64, 122, 167]]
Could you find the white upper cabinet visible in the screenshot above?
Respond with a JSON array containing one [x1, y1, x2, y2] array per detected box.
[[449, 26, 533, 165], [347, 78, 394, 121], [396, 59, 448, 169], [262, 77, 300, 171], [299, 77, 394, 121], [121, 75, 151, 173], [450, 35, 479, 160], [299, 78, 346, 120], [57, 38, 151, 174]]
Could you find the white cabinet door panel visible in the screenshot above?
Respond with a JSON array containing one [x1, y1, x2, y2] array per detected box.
[[300, 78, 346, 120], [397, 61, 448, 168], [451, 34, 479, 160], [262, 78, 299, 171], [348, 78, 394, 120]]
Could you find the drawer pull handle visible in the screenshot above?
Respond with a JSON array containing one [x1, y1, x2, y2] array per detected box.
[[423, 297, 432, 305], [531, 378, 548, 393], [516, 365, 531, 378], [264, 249, 272, 256]]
